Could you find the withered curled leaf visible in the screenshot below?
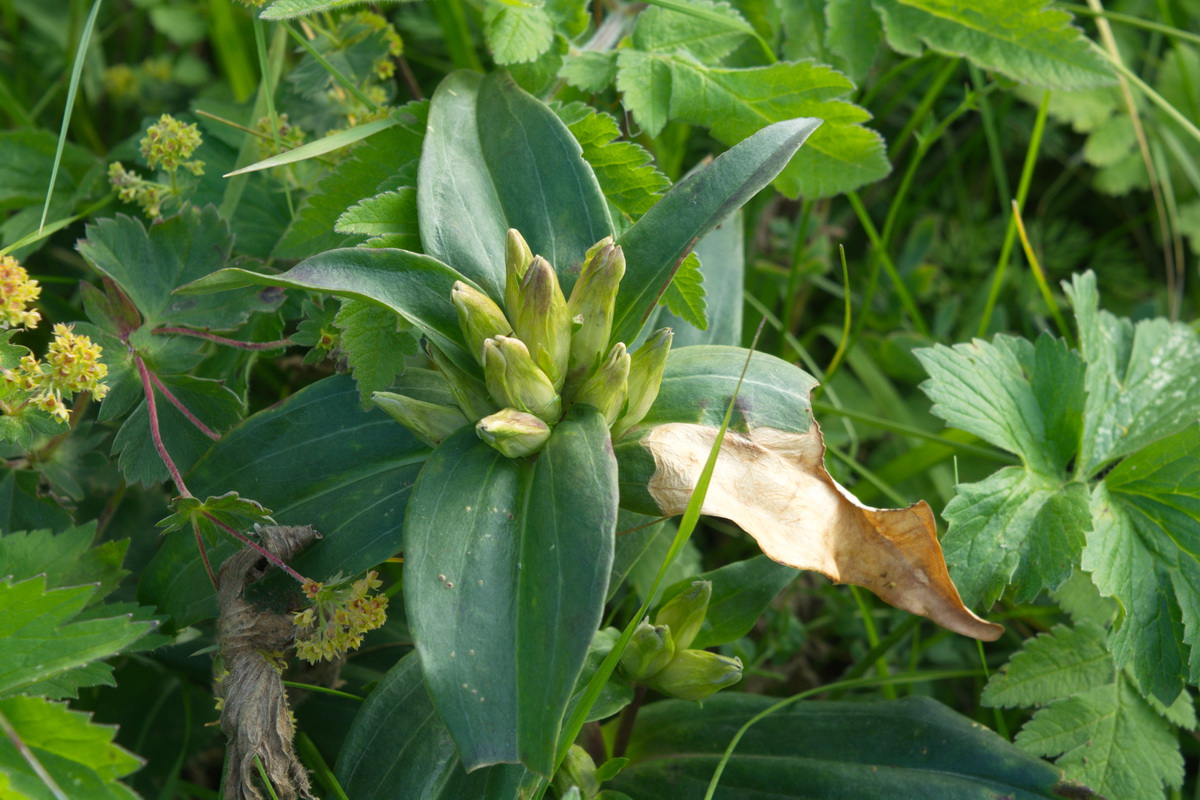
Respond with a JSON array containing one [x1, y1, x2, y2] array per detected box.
[[639, 421, 1002, 641], [217, 525, 321, 800]]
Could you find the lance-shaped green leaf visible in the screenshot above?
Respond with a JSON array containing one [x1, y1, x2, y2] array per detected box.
[[419, 72, 612, 300], [403, 405, 616, 775], [614, 346, 1002, 641], [335, 652, 532, 800], [138, 374, 431, 628], [873, 0, 1114, 91], [176, 246, 477, 373], [608, 694, 1070, 799], [610, 117, 821, 348]]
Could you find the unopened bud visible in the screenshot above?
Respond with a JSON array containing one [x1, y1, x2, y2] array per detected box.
[[647, 650, 742, 702], [504, 228, 535, 317], [552, 744, 600, 799], [566, 241, 625, 381], [655, 581, 711, 652], [452, 281, 512, 365], [425, 341, 496, 421], [371, 392, 468, 446], [620, 618, 675, 682], [482, 336, 562, 423], [512, 256, 571, 390], [613, 327, 673, 438], [476, 408, 552, 458], [571, 342, 629, 426]]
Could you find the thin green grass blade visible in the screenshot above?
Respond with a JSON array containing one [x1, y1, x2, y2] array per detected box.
[[39, 0, 102, 234], [207, 0, 256, 101], [223, 117, 397, 177], [297, 732, 350, 800], [1, 194, 114, 258]]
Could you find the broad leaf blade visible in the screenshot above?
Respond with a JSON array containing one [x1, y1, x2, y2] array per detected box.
[[404, 406, 617, 774], [611, 117, 821, 348]]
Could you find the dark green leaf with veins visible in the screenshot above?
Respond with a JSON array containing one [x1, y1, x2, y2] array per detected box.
[[334, 299, 419, 406]]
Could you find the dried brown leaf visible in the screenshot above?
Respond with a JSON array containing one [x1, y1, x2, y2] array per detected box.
[[641, 422, 1002, 641]]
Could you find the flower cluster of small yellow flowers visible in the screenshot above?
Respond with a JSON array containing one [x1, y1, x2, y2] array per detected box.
[[109, 162, 169, 218], [1, 324, 109, 422], [293, 571, 388, 664], [141, 114, 205, 175], [254, 113, 307, 160], [0, 256, 41, 330], [355, 11, 403, 80]]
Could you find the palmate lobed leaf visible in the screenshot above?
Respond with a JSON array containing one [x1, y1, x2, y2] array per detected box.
[[334, 298, 419, 406], [614, 346, 1002, 641]]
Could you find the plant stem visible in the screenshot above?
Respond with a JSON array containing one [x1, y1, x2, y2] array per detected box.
[[135, 354, 191, 498], [612, 685, 647, 758], [153, 327, 293, 351], [204, 512, 308, 585], [193, 517, 218, 590], [149, 371, 220, 440]]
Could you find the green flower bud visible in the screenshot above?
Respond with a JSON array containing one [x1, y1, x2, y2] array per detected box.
[[620, 618, 675, 682], [571, 343, 629, 426], [504, 228, 534, 317], [424, 341, 496, 421], [647, 650, 742, 702], [452, 281, 512, 365], [476, 408, 552, 458], [512, 256, 572, 391], [552, 744, 600, 799], [482, 336, 562, 423], [655, 581, 711, 652], [612, 327, 673, 438], [566, 242, 625, 383], [371, 392, 468, 447]]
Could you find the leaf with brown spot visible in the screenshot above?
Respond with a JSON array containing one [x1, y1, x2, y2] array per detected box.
[[613, 346, 1002, 642]]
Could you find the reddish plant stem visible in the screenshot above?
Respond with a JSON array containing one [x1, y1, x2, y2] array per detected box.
[[612, 685, 647, 759], [203, 512, 308, 585], [148, 371, 220, 440], [134, 355, 192, 498], [153, 327, 293, 351], [193, 518, 218, 591]]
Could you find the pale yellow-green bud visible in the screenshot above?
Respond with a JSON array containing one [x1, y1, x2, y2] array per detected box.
[[452, 281, 512, 365], [571, 342, 629, 426], [655, 581, 711, 652], [647, 650, 742, 702], [482, 336, 562, 423], [512, 256, 571, 391], [504, 228, 534, 318], [552, 744, 600, 799], [620, 618, 675, 682], [425, 341, 496, 421], [371, 391, 469, 447], [476, 408, 552, 458], [612, 327, 673, 438], [566, 242, 625, 384]]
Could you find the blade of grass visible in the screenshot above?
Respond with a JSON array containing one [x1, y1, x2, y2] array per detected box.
[[208, 0, 256, 101], [1, 194, 114, 258], [969, 63, 1011, 209], [822, 245, 852, 382], [889, 57, 959, 159], [849, 585, 894, 700], [297, 731, 350, 800], [535, 322, 769, 799], [254, 17, 295, 218], [1009, 200, 1073, 343], [428, 0, 483, 73], [1062, 3, 1200, 47], [702, 669, 984, 800], [224, 117, 396, 177], [38, 0, 101, 234], [220, 22, 287, 218], [977, 90, 1050, 337], [846, 191, 929, 336], [252, 755, 282, 800], [809, 400, 1013, 463], [281, 681, 363, 701]]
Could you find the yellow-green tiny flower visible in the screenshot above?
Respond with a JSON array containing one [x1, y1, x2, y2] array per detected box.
[[0, 256, 41, 330], [294, 570, 388, 664], [140, 114, 204, 175], [44, 324, 109, 400]]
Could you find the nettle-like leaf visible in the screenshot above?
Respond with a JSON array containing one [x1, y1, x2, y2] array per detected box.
[[0, 523, 127, 603], [615, 346, 1002, 641], [825, 0, 884, 81], [484, 2, 554, 64], [76, 206, 279, 331], [260, 0, 418, 20], [658, 251, 706, 331], [334, 299, 419, 406], [983, 622, 1194, 799], [872, 0, 1115, 90], [0, 695, 142, 799], [157, 491, 274, 541], [335, 187, 420, 250], [915, 333, 1089, 607]]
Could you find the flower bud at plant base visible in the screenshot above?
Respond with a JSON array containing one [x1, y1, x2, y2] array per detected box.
[[566, 242, 625, 380], [620, 618, 675, 682], [504, 228, 534, 316], [571, 343, 629, 426], [512, 256, 571, 390], [612, 327, 673, 438], [424, 341, 496, 421], [655, 581, 711, 651], [452, 281, 512, 365], [552, 744, 600, 799], [476, 408, 552, 458], [482, 336, 562, 423], [371, 391, 469, 447], [647, 650, 742, 702]]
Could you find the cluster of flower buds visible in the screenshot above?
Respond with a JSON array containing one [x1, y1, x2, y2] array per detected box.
[[292, 571, 389, 664], [374, 229, 673, 458], [109, 114, 204, 219], [619, 581, 743, 701], [1, 323, 109, 423], [0, 255, 41, 330]]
